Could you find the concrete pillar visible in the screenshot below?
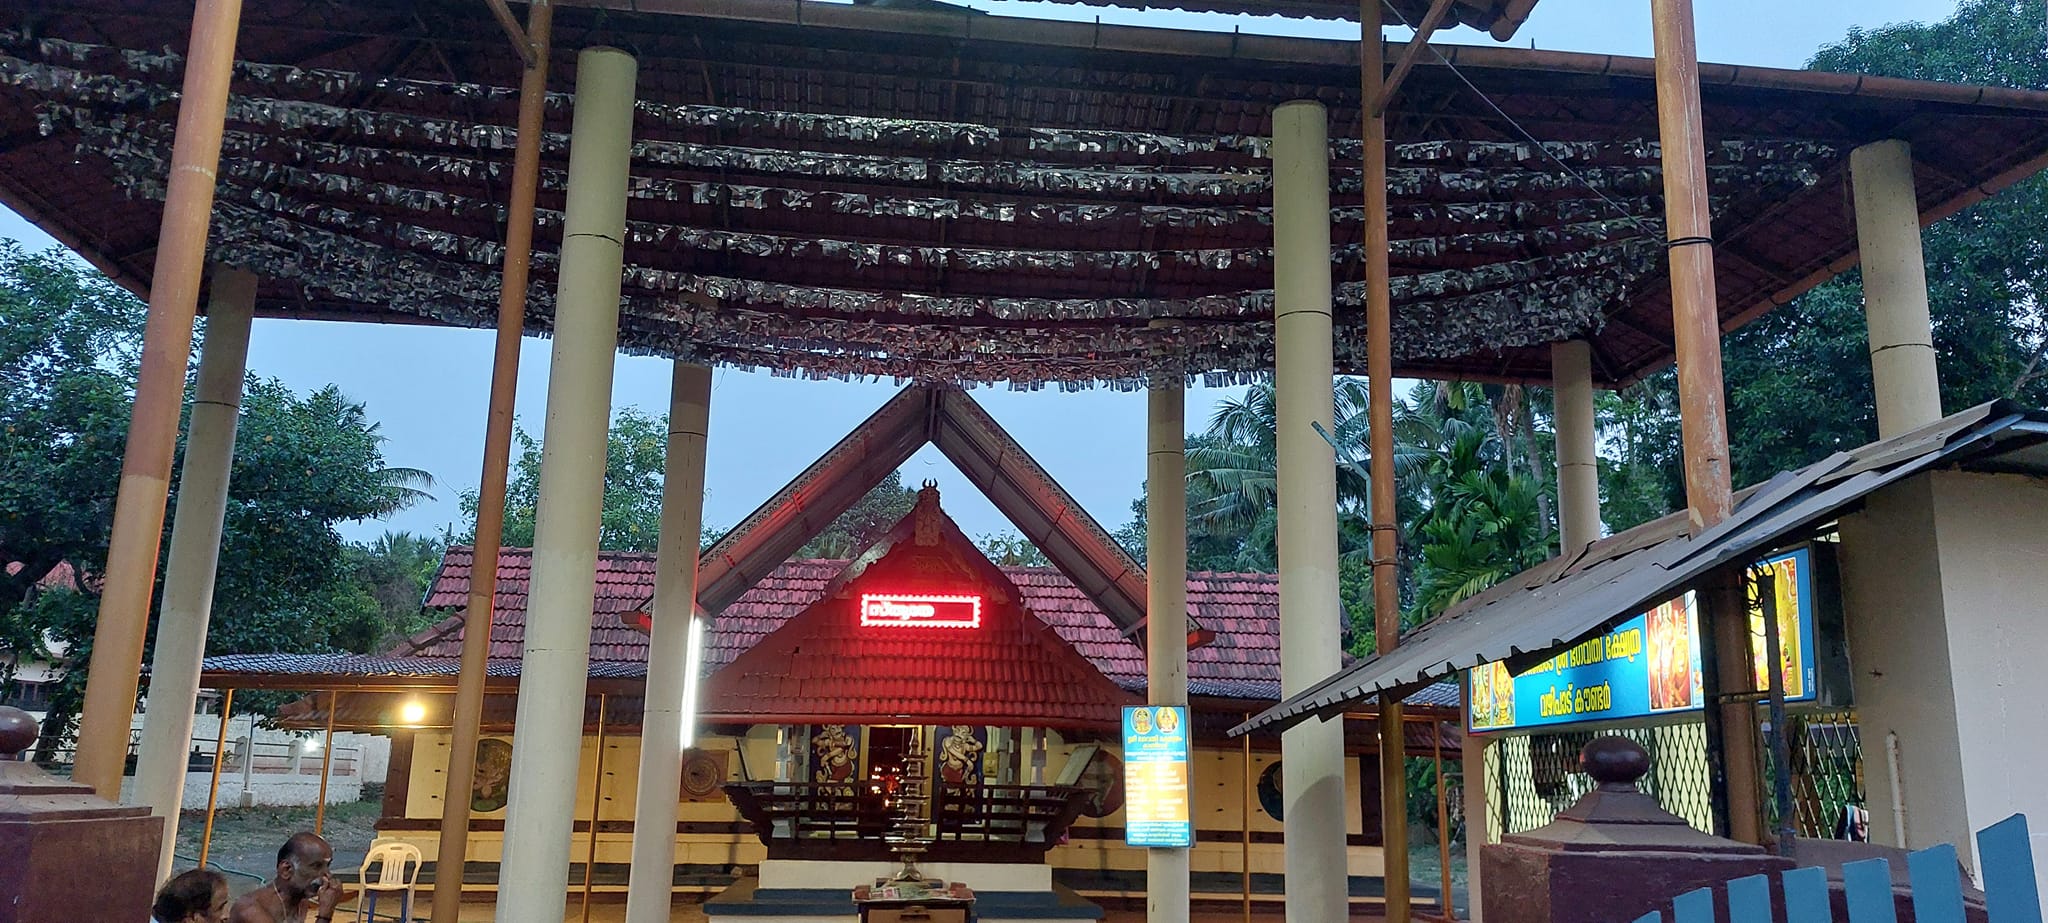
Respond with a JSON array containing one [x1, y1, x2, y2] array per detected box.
[[132, 268, 256, 880], [624, 363, 712, 923], [494, 46, 637, 923], [1271, 98, 1349, 923], [1551, 341, 1602, 555], [1146, 370, 1190, 923], [1839, 470, 2048, 901], [1851, 140, 1943, 438]]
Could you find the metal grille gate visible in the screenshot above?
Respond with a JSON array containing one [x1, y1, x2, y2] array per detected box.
[[1480, 712, 1865, 842]]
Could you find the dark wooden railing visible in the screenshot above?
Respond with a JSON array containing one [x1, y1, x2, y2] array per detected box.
[[724, 781, 1093, 862]]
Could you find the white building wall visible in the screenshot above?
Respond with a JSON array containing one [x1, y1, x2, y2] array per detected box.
[[119, 711, 390, 809], [1839, 470, 2048, 905]]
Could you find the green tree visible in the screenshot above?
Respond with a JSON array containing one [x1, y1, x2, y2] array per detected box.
[[1598, 0, 2048, 530], [797, 471, 920, 559], [460, 408, 670, 552], [975, 532, 1051, 567], [0, 244, 430, 741], [343, 531, 448, 648]]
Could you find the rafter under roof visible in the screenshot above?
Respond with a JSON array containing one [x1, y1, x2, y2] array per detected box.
[[2, 0, 2046, 385]]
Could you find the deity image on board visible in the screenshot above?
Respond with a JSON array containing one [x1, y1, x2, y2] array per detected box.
[[1156, 706, 1180, 735], [472, 738, 514, 813], [810, 725, 860, 783], [937, 724, 986, 785], [1647, 594, 1700, 711], [1749, 556, 1805, 698]]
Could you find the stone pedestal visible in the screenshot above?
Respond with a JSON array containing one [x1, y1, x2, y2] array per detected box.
[[1481, 737, 1793, 923], [0, 706, 162, 923]]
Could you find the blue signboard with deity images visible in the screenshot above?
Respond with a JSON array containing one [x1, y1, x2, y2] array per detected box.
[[1123, 705, 1193, 847], [1468, 547, 1819, 733]]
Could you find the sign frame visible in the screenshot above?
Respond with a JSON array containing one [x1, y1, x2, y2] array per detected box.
[[1122, 705, 1193, 848], [858, 593, 983, 629], [1467, 547, 1822, 734]]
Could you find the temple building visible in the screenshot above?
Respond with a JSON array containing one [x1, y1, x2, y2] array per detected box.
[[201, 385, 1462, 917]]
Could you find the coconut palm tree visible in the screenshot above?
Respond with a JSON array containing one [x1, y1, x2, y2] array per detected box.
[[367, 465, 437, 519]]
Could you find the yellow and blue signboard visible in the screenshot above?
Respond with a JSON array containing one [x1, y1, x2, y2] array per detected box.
[[1468, 547, 1818, 733], [1123, 705, 1193, 847]]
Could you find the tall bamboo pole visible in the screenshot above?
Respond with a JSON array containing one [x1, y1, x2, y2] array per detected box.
[[1433, 722, 1451, 920], [583, 694, 609, 923], [72, 0, 246, 800], [197, 688, 234, 870], [1361, 4, 1410, 920], [1241, 715, 1252, 923], [314, 690, 336, 835], [433, 5, 552, 920], [1649, 0, 1757, 842]]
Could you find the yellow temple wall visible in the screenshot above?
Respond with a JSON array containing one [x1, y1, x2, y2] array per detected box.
[[380, 726, 1387, 894]]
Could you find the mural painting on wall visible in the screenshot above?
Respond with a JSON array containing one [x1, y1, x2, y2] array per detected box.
[[1257, 761, 1284, 821], [936, 725, 987, 785], [473, 738, 514, 813], [811, 725, 861, 784]]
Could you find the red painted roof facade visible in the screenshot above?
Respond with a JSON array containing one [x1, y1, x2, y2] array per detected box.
[[697, 495, 1136, 729]]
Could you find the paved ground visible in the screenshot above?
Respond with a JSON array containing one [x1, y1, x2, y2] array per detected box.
[[174, 799, 382, 886], [183, 797, 1461, 922]]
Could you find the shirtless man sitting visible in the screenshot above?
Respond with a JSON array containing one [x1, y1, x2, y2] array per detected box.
[[228, 832, 348, 923]]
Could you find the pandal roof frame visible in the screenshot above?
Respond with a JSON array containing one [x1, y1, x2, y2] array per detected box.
[[3, 0, 2048, 386]]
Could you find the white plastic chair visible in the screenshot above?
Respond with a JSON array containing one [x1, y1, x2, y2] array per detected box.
[[354, 838, 423, 923]]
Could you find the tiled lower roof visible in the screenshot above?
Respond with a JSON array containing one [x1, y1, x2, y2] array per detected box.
[[204, 547, 1459, 711]]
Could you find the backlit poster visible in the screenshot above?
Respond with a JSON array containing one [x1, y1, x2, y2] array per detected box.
[[1123, 705, 1193, 847], [1469, 548, 1816, 733]]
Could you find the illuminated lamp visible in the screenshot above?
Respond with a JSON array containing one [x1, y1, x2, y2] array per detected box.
[[399, 700, 428, 726], [680, 615, 706, 750], [858, 593, 982, 629]]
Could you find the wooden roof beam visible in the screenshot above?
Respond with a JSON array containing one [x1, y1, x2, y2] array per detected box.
[[1375, 0, 1456, 119], [484, 0, 539, 68]]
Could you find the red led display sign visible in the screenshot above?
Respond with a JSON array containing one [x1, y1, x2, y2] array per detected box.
[[859, 593, 983, 629]]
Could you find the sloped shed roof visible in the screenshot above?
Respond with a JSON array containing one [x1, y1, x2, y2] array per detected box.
[[1238, 401, 2048, 736]]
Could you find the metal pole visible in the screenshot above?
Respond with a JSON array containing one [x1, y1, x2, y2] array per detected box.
[[1361, 4, 1409, 919], [72, 0, 246, 800], [198, 688, 233, 870], [314, 690, 336, 835], [435, 5, 552, 920], [1698, 588, 1733, 839], [1758, 569, 1796, 858], [1434, 722, 1451, 920], [583, 694, 609, 923]]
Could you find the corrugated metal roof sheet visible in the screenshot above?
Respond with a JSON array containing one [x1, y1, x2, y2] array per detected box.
[[1236, 401, 2048, 737]]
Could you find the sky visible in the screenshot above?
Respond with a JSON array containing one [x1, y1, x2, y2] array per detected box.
[[0, 0, 1964, 546]]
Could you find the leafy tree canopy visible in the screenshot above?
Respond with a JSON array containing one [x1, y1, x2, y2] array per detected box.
[[0, 244, 436, 740]]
